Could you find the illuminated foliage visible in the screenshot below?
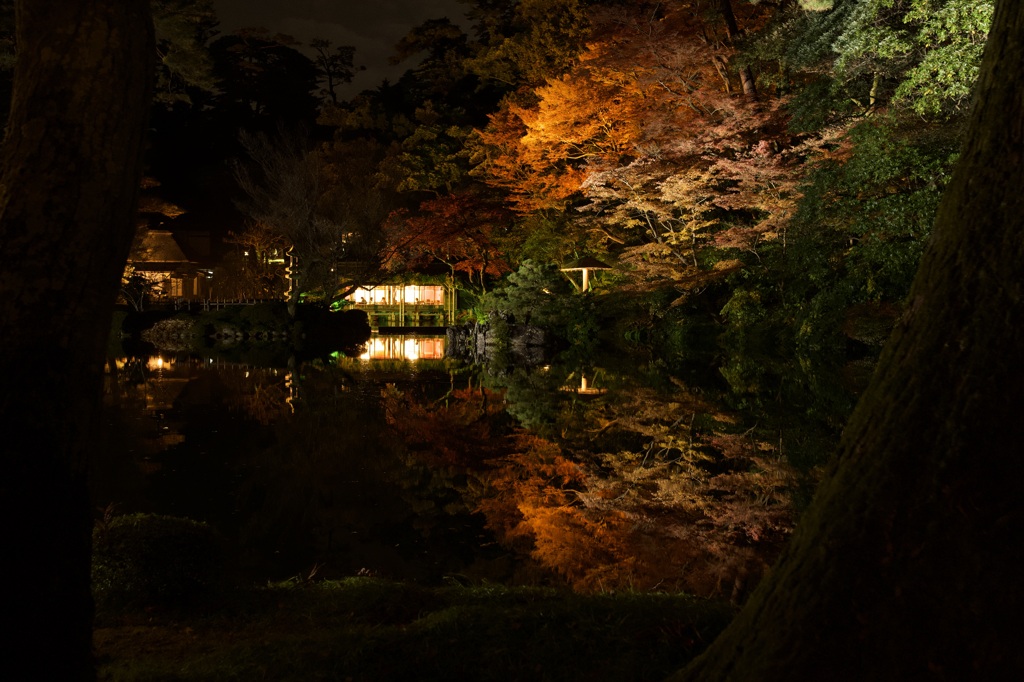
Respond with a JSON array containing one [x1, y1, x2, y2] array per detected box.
[[833, 0, 994, 118], [466, 0, 593, 87], [471, 0, 798, 294], [383, 193, 513, 290], [151, 0, 219, 105]]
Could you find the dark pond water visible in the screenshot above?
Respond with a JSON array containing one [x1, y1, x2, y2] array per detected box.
[[96, 332, 860, 598]]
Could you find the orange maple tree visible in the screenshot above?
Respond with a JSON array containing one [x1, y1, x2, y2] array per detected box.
[[382, 192, 513, 290], [473, 1, 810, 293]]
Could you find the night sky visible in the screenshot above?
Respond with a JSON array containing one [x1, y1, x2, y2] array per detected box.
[[211, 0, 470, 97]]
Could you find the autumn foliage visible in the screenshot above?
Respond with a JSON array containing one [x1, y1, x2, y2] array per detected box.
[[382, 193, 512, 289], [470, 1, 812, 296], [382, 370, 796, 599]]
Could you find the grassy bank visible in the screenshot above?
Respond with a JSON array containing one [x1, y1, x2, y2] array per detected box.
[[95, 578, 733, 681]]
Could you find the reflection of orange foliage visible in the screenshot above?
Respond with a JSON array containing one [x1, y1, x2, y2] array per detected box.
[[477, 433, 586, 548], [218, 368, 293, 425], [383, 384, 509, 467], [477, 389, 796, 599], [385, 374, 796, 600]]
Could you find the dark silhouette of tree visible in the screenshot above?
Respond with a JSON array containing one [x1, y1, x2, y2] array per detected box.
[[670, 1, 1024, 679], [310, 38, 361, 105], [0, 0, 153, 678], [210, 29, 319, 130], [235, 131, 395, 312], [716, 0, 757, 100]]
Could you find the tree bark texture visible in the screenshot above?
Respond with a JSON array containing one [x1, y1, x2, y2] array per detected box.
[[718, 0, 757, 100], [671, 2, 1024, 679], [0, 1, 153, 679]]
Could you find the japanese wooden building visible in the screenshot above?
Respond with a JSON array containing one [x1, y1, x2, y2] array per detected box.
[[126, 229, 214, 300], [345, 283, 456, 329]]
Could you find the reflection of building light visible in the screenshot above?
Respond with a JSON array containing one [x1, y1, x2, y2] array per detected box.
[[285, 371, 295, 414], [355, 334, 445, 361], [562, 373, 607, 395], [404, 339, 418, 361]]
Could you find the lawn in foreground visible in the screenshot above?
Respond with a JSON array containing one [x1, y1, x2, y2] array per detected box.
[[94, 577, 733, 681]]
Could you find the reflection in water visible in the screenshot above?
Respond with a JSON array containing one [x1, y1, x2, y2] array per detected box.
[[358, 334, 445, 361], [561, 373, 608, 395], [390, 365, 798, 599], [98, 354, 510, 585], [98, 348, 800, 598]]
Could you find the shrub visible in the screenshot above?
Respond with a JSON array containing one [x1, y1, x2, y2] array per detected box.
[[479, 260, 595, 340], [92, 513, 223, 609]]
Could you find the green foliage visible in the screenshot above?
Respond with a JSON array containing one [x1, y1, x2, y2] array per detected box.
[[513, 211, 589, 265], [741, 2, 862, 129], [92, 514, 223, 609], [479, 259, 573, 327], [892, 0, 993, 117], [752, 0, 991, 127], [831, 0, 992, 118], [494, 366, 568, 434], [466, 0, 593, 86], [723, 118, 959, 352], [151, 0, 219, 105], [396, 113, 474, 194]]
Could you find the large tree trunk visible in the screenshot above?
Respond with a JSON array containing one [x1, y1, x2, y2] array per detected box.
[[0, 1, 153, 679], [670, 2, 1024, 679]]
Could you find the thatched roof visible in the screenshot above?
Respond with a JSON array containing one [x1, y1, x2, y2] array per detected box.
[[130, 229, 190, 264]]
